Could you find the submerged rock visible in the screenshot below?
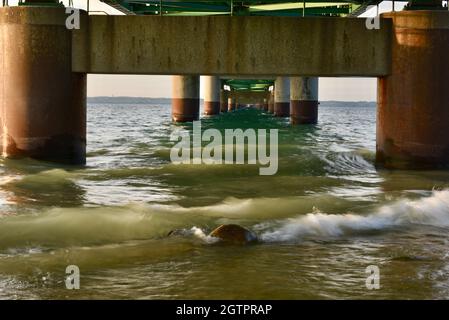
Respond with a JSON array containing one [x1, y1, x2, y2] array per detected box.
[[209, 224, 258, 244], [167, 229, 186, 237]]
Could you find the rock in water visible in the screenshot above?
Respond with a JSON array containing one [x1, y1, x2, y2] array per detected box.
[[167, 229, 184, 237], [209, 224, 258, 244]]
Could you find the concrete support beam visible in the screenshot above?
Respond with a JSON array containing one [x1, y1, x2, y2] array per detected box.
[[74, 15, 392, 77], [290, 77, 319, 125], [376, 11, 449, 169], [274, 77, 290, 117], [0, 7, 86, 165], [172, 75, 200, 122], [220, 90, 228, 113], [203, 76, 221, 116]]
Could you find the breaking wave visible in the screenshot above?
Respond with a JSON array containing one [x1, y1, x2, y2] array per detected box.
[[260, 189, 449, 242], [1, 189, 449, 250]]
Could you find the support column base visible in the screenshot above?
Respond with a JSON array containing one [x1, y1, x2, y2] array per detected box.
[[274, 102, 290, 117], [375, 150, 449, 170], [290, 100, 318, 124], [220, 102, 228, 113], [172, 98, 199, 122], [204, 101, 220, 115]]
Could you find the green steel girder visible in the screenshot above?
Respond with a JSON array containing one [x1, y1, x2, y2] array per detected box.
[[113, 0, 371, 5], [19, 0, 64, 6], [224, 79, 274, 91], [249, 5, 351, 16], [405, 0, 445, 10], [129, 5, 352, 15], [105, 0, 381, 16]]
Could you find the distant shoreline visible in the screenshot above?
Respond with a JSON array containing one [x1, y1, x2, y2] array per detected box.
[[87, 96, 375, 107], [87, 97, 174, 104]]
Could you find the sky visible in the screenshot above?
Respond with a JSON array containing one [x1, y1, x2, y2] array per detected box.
[[3, 0, 412, 101]]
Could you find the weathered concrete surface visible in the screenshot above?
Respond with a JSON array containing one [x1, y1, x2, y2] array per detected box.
[[377, 11, 449, 169], [73, 15, 392, 76], [0, 7, 86, 164]]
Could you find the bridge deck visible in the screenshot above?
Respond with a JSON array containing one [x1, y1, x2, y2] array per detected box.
[[73, 15, 392, 77]]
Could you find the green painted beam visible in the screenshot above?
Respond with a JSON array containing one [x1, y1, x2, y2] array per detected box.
[[113, 0, 368, 15], [126, 0, 230, 11], [117, 0, 367, 5], [225, 79, 274, 91], [249, 6, 351, 16]]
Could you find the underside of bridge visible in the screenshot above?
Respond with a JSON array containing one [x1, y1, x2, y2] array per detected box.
[[103, 0, 381, 16], [102, 0, 384, 92], [97, 0, 386, 125]]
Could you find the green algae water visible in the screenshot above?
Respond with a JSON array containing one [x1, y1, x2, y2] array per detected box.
[[2, 102, 449, 299]]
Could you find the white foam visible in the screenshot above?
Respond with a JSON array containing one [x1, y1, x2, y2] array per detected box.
[[260, 189, 449, 242], [190, 226, 219, 244]]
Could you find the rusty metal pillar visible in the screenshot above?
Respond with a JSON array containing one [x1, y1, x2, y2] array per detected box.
[[0, 6, 86, 165], [172, 75, 200, 122], [274, 77, 290, 117], [220, 89, 228, 113], [290, 77, 319, 125], [377, 10, 449, 169], [203, 75, 220, 116]]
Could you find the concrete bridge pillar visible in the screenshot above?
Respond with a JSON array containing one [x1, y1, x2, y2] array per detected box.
[[228, 95, 236, 112], [262, 97, 269, 111], [0, 6, 86, 164], [203, 76, 221, 115], [172, 75, 200, 122], [274, 77, 290, 117], [290, 77, 319, 125], [377, 11, 449, 169], [268, 91, 275, 113], [220, 89, 228, 113]]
